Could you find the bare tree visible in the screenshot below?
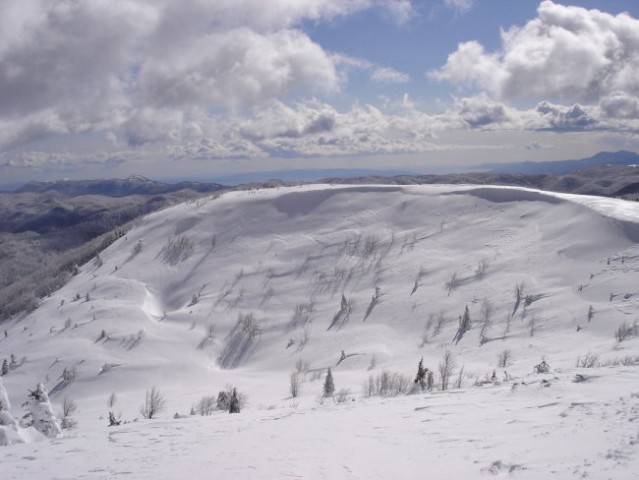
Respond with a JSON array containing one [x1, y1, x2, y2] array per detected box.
[[59, 397, 78, 430], [327, 295, 355, 331], [453, 364, 465, 389], [334, 388, 352, 404], [290, 372, 301, 398], [289, 301, 315, 329], [479, 299, 493, 344], [364, 371, 412, 397], [497, 349, 513, 368], [576, 353, 599, 368], [139, 386, 166, 419], [438, 350, 457, 391], [615, 321, 637, 343], [368, 355, 377, 371]]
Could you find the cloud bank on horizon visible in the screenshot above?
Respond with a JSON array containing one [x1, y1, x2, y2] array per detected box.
[[1, 0, 638, 181]]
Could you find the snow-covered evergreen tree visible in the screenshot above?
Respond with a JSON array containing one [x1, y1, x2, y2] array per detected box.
[[323, 368, 335, 397], [0, 376, 10, 411], [1, 359, 8, 376], [22, 383, 61, 438], [0, 376, 24, 446]]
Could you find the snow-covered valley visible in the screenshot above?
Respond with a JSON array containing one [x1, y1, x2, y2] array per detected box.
[[1, 184, 639, 479]]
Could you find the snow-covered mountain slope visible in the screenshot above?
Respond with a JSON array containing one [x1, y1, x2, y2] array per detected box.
[[1, 184, 639, 479]]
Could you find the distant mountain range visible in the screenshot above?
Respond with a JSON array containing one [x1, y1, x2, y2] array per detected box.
[[7, 150, 639, 195], [17, 175, 225, 197], [479, 150, 639, 175]]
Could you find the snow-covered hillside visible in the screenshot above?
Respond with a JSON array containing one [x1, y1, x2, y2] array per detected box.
[[1, 184, 639, 479]]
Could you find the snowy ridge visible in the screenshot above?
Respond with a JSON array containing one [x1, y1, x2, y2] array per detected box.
[[1, 184, 639, 479]]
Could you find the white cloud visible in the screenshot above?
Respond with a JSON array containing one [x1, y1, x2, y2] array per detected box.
[[534, 101, 597, 131], [600, 91, 639, 119], [452, 95, 512, 128], [0, 0, 415, 153], [443, 0, 474, 14], [160, 99, 442, 160], [371, 67, 411, 84], [431, 1, 639, 102], [0, 150, 128, 170], [136, 28, 340, 111], [377, 0, 415, 25]]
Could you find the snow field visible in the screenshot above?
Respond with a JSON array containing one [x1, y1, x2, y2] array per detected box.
[[1, 184, 639, 478]]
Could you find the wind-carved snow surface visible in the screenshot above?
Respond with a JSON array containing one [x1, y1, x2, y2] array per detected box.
[[1, 184, 639, 479]]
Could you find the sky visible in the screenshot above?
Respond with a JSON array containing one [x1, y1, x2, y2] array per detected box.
[[1, 0, 639, 185]]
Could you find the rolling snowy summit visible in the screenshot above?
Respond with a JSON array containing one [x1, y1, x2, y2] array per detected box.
[[1, 184, 639, 479]]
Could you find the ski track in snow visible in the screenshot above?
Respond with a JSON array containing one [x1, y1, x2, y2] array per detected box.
[[1, 184, 639, 479]]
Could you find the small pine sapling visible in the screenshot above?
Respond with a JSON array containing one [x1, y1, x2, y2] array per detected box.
[[323, 368, 335, 397], [414, 357, 427, 391], [229, 388, 241, 413]]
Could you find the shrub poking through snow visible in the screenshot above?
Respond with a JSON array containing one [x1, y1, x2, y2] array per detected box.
[[21, 383, 61, 438], [534, 359, 550, 374], [576, 353, 600, 368], [107, 392, 121, 426], [364, 371, 412, 397], [335, 388, 352, 404], [108, 411, 122, 427]]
